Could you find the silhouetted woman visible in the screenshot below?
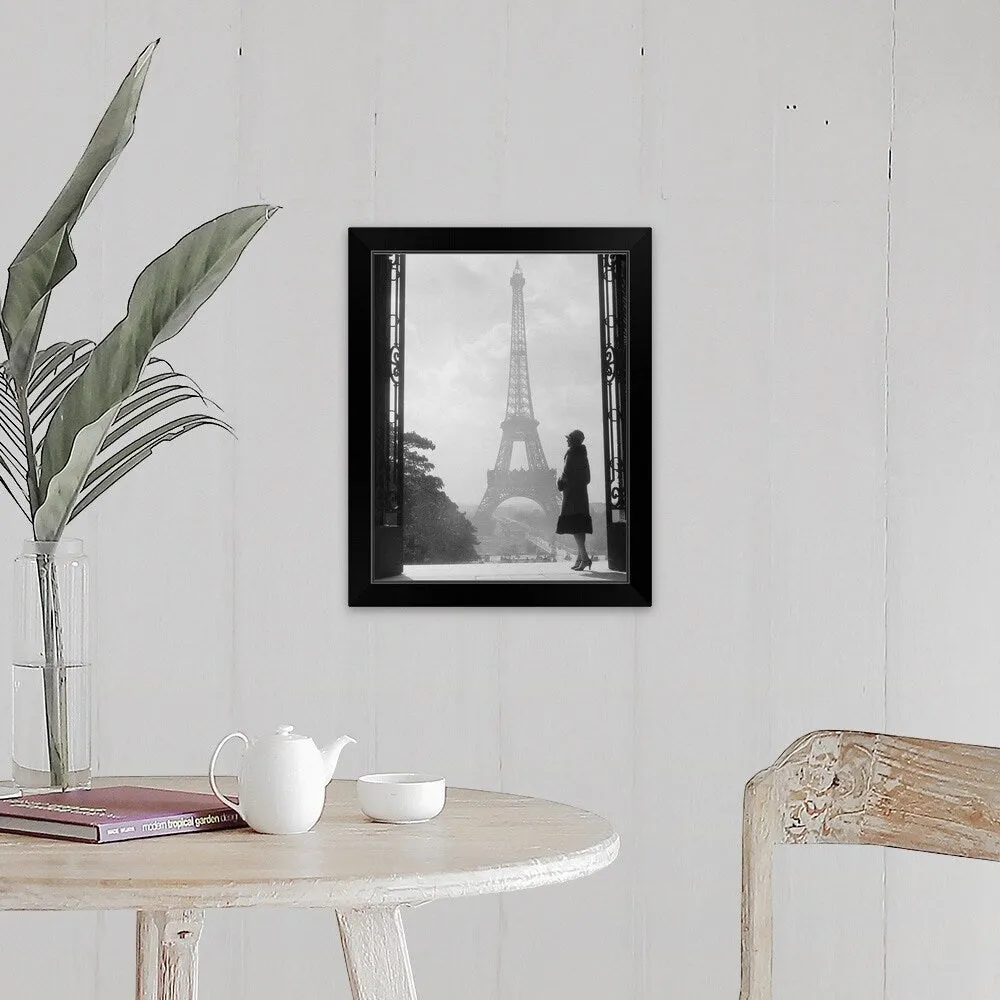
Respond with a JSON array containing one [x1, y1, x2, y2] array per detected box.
[[556, 429, 593, 571]]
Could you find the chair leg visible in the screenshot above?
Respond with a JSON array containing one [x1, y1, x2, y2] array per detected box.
[[741, 774, 776, 1000], [337, 906, 419, 1000], [136, 909, 204, 1000]]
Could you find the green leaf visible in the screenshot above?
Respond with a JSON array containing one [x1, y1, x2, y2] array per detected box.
[[114, 359, 210, 415], [1, 41, 157, 385], [0, 381, 24, 447], [70, 413, 231, 522], [34, 203, 277, 540], [30, 349, 95, 437], [0, 380, 31, 518], [104, 385, 207, 448], [25, 341, 94, 455], [28, 339, 94, 393], [0, 465, 30, 520], [35, 412, 117, 538]]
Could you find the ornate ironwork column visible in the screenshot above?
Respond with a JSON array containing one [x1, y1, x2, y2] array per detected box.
[[598, 253, 628, 573], [371, 252, 405, 578]]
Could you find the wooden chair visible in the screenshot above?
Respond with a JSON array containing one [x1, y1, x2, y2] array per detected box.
[[741, 729, 1000, 1000]]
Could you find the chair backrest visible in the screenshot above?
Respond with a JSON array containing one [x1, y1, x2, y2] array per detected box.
[[740, 729, 1000, 1000]]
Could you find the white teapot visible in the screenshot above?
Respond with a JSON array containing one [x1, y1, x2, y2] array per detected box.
[[209, 726, 356, 834]]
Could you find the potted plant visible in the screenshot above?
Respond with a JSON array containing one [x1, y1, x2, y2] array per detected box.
[[2, 40, 276, 790]]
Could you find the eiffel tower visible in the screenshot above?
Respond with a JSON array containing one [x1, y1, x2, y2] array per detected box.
[[473, 261, 561, 531]]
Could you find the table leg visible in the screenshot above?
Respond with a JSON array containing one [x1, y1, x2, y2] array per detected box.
[[135, 909, 204, 1000], [136, 912, 159, 1000], [336, 906, 418, 1000]]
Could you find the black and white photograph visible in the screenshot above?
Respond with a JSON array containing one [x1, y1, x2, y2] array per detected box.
[[348, 228, 651, 607]]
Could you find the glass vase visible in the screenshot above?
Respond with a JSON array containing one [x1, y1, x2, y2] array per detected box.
[[12, 539, 91, 792]]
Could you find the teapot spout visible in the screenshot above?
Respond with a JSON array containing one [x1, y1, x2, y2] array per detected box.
[[320, 734, 357, 783]]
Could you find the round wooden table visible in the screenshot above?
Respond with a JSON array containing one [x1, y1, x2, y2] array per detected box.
[[0, 777, 619, 1000]]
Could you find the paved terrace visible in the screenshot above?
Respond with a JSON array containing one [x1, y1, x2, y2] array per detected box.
[[385, 561, 627, 583]]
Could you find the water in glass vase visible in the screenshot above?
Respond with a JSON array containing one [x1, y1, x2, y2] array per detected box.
[[12, 662, 91, 791]]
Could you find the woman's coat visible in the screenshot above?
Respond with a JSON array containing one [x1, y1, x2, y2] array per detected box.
[[556, 443, 594, 534]]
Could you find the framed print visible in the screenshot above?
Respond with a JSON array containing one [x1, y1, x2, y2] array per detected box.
[[348, 227, 651, 607]]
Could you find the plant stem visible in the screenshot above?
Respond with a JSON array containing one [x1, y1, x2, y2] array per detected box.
[[36, 553, 68, 788], [14, 383, 68, 788]]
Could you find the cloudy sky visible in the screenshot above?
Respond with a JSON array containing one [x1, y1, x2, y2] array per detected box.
[[404, 253, 603, 509]]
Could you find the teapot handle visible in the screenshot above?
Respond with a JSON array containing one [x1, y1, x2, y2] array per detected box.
[[209, 732, 249, 821]]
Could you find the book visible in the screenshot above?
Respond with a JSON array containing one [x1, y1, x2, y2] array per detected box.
[[0, 785, 246, 843]]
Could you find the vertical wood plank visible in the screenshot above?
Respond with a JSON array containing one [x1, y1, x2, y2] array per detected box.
[[633, 189, 773, 1000], [98, 910, 139, 1000], [231, 0, 379, 736], [635, 0, 774, 994], [885, 0, 1000, 794], [886, 1, 1000, 997], [233, 909, 349, 1000], [500, 0, 644, 223], [497, 612, 635, 1000], [337, 907, 418, 1000], [0, 912, 102, 1000], [0, 0, 106, 789], [761, 5, 891, 997], [368, 0, 508, 222], [639, 0, 892, 998], [0, 9, 107, 1000], [89, 0, 243, 780]]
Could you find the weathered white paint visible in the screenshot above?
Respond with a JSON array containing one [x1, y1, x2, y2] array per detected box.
[[0, 780, 614, 1000], [135, 911, 160, 1000], [337, 908, 419, 1000], [0, 1, 992, 998], [0, 778, 617, 911], [742, 731, 1000, 1000], [147, 910, 203, 1000], [885, 4, 1000, 998]]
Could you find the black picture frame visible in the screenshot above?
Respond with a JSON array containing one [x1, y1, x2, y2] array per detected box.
[[348, 227, 651, 608]]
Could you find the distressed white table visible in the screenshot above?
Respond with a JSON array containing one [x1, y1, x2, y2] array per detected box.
[[0, 776, 619, 1000]]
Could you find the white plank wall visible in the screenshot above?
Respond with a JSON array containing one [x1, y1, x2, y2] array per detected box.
[[886, 2, 1000, 998], [762, 4, 890, 998], [0, 2, 993, 999]]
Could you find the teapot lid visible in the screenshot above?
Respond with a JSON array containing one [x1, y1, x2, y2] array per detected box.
[[269, 724, 309, 742]]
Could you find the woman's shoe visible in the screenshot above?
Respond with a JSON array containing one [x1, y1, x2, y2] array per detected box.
[[573, 555, 593, 572], [570, 556, 583, 570]]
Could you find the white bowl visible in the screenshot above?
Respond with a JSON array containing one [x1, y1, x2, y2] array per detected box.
[[357, 773, 446, 824]]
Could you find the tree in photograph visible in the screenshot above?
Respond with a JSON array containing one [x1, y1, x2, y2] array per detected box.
[[403, 432, 479, 564]]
